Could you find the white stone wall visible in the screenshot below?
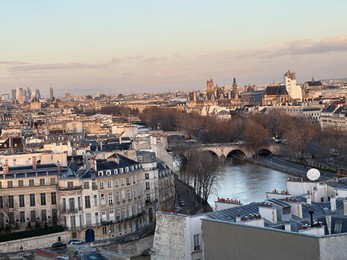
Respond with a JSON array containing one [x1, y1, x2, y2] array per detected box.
[[319, 235, 347, 260], [152, 212, 188, 260], [0, 231, 69, 252]]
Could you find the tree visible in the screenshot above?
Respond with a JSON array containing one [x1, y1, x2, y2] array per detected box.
[[181, 148, 222, 212], [282, 118, 319, 166], [243, 120, 270, 159]]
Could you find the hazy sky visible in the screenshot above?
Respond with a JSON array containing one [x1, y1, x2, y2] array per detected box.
[[1, 0, 347, 97]]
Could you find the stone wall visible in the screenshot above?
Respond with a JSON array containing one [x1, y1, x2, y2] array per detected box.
[[319, 234, 347, 260], [0, 231, 69, 253], [152, 212, 188, 260], [105, 236, 154, 257]]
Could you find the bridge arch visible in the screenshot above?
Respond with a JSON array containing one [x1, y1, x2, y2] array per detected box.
[[226, 149, 247, 159], [256, 148, 273, 157]]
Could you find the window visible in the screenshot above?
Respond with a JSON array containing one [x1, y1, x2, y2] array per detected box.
[[102, 226, 107, 234], [51, 192, 56, 205], [100, 181, 104, 189], [0, 181, 2, 188], [70, 215, 76, 228], [19, 194, 25, 207], [52, 209, 57, 223], [85, 196, 91, 208], [67, 182, 73, 188], [115, 179, 119, 187], [62, 198, 66, 212], [122, 207, 126, 219], [107, 181, 112, 188], [41, 209, 47, 221], [8, 195, 14, 208], [30, 210, 36, 222], [95, 212, 99, 224], [0, 196, 3, 208], [126, 178, 130, 185], [145, 173, 149, 179], [7, 181, 13, 188], [30, 194, 35, 206], [146, 193, 150, 202], [84, 182, 90, 189], [18, 180, 24, 187], [40, 179, 45, 186], [116, 192, 120, 203], [334, 222, 343, 233], [40, 193, 46, 206], [127, 190, 131, 201], [78, 197, 81, 210], [121, 178, 125, 186], [109, 210, 115, 221], [108, 193, 113, 205], [50, 178, 56, 185], [86, 213, 92, 225], [69, 198, 75, 211], [94, 195, 98, 207], [29, 179, 34, 186], [20, 211, 25, 223], [193, 234, 201, 251], [101, 211, 107, 222], [145, 182, 150, 190], [101, 194, 105, 206], [9, 212, 14, 225]]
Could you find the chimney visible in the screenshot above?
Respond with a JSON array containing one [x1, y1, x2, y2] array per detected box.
[[307, 194, 312, 205], [3, 159, 8, 174], [330, 196, 336, 211], [284, 222, 291, 232], [32, 156, 37, 170], [236, 215, 241, 223], [57, 160, 61, 173], [309, 210, 314, 227], [344, 200, 347, 216]]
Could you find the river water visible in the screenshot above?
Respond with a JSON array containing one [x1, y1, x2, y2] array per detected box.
[[208, 158, 293, 209]]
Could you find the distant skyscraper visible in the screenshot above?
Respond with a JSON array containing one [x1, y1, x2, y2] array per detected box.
[[65, 90, 70, 98], [232, 77, 238, 99], [11, 89, 16, 100], [50, 87, 54, 99]]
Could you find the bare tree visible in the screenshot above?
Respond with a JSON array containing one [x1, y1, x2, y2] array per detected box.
[[243, 120, 270, 159], [182, 148, 222, 212]]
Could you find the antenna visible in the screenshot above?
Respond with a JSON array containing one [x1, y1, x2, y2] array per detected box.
[[307, 168, 320, 181]]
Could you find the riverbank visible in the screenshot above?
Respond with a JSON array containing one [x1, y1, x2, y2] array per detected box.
[[246, 157, 335, 179]]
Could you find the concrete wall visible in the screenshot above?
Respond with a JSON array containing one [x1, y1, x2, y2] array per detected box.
[[0, 231, 69, 253], [105, 235, 153, 257], [202, 220, 320, 260], [152, 212, 188, 260]]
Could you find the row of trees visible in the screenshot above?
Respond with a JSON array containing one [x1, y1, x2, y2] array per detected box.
[[140, 107, 347, 169]]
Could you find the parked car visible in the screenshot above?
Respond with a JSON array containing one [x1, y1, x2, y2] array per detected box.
[[68, 239, 83, 245], [52, 242, 66, 248]]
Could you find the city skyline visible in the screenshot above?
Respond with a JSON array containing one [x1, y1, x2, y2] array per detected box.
[[1, 0, 347, 97]]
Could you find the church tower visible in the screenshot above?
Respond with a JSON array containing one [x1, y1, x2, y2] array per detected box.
[[231, 77, 238, 99]]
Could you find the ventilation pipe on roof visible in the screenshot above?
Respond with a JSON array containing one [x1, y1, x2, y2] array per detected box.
[[330, 195, 336, 211], [309, 210, 314, 227]]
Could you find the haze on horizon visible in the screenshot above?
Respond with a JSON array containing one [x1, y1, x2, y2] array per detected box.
[[1, 0, 347, 97]]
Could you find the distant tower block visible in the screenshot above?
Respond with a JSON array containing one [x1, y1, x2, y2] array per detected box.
[[65, 90, 70, 98], [50, 87, 54, 100], [284, 70, 302, 102], [206, 78, 214, 91]]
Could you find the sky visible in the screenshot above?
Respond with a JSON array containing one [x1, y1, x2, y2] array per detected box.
[[1, 0, 347, 97]]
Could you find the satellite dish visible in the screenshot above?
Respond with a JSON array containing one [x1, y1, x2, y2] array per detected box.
[[307, 168, 320, 181]]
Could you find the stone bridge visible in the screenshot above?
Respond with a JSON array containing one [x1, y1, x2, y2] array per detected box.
[[196, 143, 280, 160]]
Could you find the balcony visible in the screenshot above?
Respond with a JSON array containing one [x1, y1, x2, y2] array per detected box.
[[58, 185, 82, 191]]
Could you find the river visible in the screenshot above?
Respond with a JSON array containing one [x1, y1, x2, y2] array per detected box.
[[208, 158, 293, 209]]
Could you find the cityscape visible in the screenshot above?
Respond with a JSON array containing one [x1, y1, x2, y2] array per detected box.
[[1, 1, 347, 260]]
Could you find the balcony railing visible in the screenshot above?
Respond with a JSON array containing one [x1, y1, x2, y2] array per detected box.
[[58, 185, 83, 191]]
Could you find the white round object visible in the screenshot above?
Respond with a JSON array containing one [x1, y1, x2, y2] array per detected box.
[[307, 168, 320, 181]]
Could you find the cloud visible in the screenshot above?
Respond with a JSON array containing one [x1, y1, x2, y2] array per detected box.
[[267, 35, 347, 58], [0, 60, 29, 65], [141, 56, 167, 63], [8, 58, 120, 72]]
